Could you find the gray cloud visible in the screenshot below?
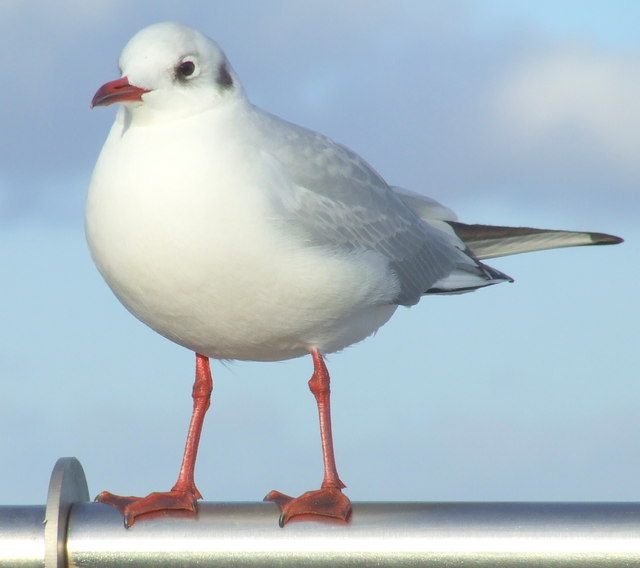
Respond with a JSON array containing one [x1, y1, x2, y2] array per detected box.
[[489, 45, 640, 191]]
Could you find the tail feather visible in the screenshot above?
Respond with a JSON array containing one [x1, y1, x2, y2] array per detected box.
[[446, 222, 623, 260]]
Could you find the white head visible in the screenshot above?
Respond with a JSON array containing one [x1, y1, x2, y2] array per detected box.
[[91, 23, 243, 123]]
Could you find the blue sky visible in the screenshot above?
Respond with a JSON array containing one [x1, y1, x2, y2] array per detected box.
[[1, 1, 637, 508]]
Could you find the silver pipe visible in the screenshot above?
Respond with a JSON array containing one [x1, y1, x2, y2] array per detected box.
[[0, 506, 45, 568], [1, 458, 640, 567], [68, 500, 640, 567]]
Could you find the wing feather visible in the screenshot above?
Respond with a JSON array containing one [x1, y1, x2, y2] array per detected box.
[[253, 112, 506, 304]]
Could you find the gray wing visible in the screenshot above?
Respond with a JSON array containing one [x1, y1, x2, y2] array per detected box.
[[253, 111, 509, 305]]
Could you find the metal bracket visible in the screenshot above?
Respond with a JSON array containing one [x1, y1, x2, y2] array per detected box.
[[44, 457, 90, 568]]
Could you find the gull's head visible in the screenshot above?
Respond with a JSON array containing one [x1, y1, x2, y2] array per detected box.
[[91, 22, 242, 122]]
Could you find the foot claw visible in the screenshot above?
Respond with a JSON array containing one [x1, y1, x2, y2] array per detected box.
[[264, 487, 352, 526], [96, 489, 200, 527]]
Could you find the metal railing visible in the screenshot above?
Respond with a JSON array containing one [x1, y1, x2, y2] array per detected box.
[[2, 457, 640, 567]]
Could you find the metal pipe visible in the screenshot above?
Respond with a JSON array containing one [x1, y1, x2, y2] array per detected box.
[[68, 500, 640, 567], [2, 458, 640, 567], [0, 506, 45, 568]]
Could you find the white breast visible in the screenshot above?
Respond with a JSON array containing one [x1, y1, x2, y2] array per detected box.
[[86, 107, 398, 361]]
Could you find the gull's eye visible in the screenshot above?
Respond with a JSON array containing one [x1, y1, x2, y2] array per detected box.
[[176, 59, 196, 79]]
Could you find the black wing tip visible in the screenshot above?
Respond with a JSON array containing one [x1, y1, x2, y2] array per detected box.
[[589, 232, 624, 246]]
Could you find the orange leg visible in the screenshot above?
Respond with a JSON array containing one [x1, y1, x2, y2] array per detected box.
[[96, 353, 213, 527], [264, 349, 352, 526]]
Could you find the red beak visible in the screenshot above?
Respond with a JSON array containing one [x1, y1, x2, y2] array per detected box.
[[91, 76, 150, 108]]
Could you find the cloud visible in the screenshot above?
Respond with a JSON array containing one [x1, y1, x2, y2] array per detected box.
[[489, 45, 640, 192], [0, 0, 125, 22]]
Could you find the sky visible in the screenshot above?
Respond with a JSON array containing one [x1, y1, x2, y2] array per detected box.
[[1, 1, 637, 509]]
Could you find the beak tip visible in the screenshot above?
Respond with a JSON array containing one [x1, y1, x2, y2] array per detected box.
[[90, 76, 149, 108]]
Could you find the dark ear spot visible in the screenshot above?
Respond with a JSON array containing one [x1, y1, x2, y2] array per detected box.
[[216, 62, 233, 90]]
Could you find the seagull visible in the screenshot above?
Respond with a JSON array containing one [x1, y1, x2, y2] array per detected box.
[[87, 22, 622, 528]]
